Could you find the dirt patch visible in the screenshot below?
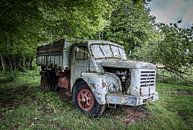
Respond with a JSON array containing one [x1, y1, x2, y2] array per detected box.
[[113, 106, 150, 124], [0, 85, 36, 121], [0, 86, 28, 107], [173, 89, 193, 96]]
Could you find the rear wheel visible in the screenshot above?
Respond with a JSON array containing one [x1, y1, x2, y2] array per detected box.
[[72, 81, 106, 116], [40, 71, 58, 91], [40, 74, 50, 91]]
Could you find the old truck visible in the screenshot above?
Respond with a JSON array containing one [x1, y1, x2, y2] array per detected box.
[[36, 39, 159, 116]]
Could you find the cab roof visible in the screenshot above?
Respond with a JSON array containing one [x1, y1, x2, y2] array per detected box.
[[73, 40, 124, 49]]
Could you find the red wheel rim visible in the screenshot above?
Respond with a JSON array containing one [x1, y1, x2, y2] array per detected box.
[[77, 88, 94, 112]]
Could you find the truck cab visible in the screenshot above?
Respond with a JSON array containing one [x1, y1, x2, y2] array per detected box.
[[36, 39, 158, 116]]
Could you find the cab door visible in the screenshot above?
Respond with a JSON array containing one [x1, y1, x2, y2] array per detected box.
[[70, 45, 89, 88]]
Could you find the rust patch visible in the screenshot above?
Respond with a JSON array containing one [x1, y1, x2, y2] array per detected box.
[[58, 77, 69, 89]]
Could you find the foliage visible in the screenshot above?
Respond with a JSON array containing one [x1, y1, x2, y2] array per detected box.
[[0, 0, 111, 70], [136, 22, 193, 78], [102, 0, 157, 57], [0, 70, 193, 129], [154, 23, 193, 74], [0, 0, 192, 81], [157, 69, 193, 86]]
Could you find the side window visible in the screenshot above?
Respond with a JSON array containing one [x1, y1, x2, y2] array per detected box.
[[75, 46, 89, 60]]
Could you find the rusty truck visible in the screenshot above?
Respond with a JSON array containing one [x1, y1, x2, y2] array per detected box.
[[36, 39, 159, 116]]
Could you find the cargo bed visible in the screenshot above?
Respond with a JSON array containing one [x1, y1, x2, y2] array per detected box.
[[36, 39, 71, 70]]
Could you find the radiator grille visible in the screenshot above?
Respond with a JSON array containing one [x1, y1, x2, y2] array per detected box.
[[140, 70, 155, 87]]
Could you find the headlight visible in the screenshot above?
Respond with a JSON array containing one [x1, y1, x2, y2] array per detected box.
[[102, 78, 118, 93], [108, 83, 116, 93]]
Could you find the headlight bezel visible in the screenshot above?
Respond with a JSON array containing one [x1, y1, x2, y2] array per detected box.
[[102, 75, 120, 93], [108, 83, 117, 93]]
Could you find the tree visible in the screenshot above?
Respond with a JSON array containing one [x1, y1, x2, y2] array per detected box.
[[102, 0, 157, 58], [152, 23, 193, 76], [0, 0, 112, 70]]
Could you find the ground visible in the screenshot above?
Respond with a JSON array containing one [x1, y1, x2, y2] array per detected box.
[[0, 69, 193, 130]]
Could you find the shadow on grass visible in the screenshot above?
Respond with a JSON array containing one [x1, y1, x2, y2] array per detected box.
[[0, 81, 151, 126], [0, 85, 38, 118], [103, 105, 151, 124], [0, 77, 14, 84]]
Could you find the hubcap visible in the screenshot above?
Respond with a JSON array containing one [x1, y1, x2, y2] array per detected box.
[[77, 88, 94, 112]]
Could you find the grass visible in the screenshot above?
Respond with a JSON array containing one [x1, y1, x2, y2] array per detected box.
[[0, 68, 193, 130]]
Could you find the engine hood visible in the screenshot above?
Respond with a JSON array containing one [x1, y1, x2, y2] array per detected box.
[[97, 59, 156, 69]]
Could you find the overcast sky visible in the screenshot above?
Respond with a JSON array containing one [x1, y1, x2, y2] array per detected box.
[[149, 0, 193, 28]]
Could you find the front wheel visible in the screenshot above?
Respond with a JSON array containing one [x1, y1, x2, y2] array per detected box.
[[72, 81, 106, 116]]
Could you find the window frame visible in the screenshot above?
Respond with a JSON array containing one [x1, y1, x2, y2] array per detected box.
[[75, 46, 89, 60]]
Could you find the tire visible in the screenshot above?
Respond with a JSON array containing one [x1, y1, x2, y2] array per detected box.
[[72, 81, 106, 116], [54, 84, 60, 92], [40, 74, 50, 91]]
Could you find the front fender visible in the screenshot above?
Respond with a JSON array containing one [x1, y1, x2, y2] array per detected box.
[[81, 72, 121, 105]]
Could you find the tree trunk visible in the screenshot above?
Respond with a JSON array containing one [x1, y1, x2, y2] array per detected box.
[[30, 57, 33, 69], [21, 58, 24, 69], [5, 32, 12, 70], [7, 56, 12, 70], [13, 57, 17, 70], [25, 57, 28, 68], [0, 55, 5, 71]]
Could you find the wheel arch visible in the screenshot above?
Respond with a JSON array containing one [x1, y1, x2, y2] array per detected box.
[[72, 78, 88, 91], [72, 76, 107, 105]]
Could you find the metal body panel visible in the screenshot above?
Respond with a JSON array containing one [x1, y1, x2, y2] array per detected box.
[[36, 39, 71, 70], [36, 39, 159, 107], [80, 72, 122, 104], [128, 69, 141, 96], [106, 92, 159, 106], [70, 44, 90, 88], [100, 60, 156, 69], [78, 68, 158, 105]]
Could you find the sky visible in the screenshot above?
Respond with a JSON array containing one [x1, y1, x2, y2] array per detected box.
[[149, 0, 193, 28]]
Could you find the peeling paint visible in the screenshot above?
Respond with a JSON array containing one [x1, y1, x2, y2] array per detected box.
[[37, 40, 159, 107]]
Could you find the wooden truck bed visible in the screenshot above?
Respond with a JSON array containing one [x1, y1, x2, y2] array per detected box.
[[36, 39, 71, 70]]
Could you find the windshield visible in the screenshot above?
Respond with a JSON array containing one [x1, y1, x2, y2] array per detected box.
[[90, 44, 127, 60]]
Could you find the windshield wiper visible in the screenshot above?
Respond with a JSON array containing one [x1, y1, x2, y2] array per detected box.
[[98, 45, 107, 59]]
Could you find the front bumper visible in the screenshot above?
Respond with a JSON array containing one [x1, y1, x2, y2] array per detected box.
[[106, 92, 159, 106]]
